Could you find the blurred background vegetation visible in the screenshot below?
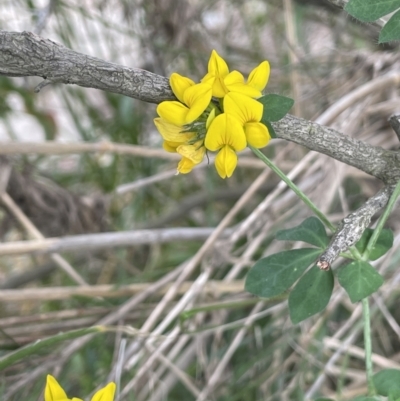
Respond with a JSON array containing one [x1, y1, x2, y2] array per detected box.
[[1, 0, 400, 400]]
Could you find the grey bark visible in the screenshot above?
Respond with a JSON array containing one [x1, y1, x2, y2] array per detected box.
[[0, 30, 174, 103], [317, 185, 394, 269], [1, 30, 400, 184]]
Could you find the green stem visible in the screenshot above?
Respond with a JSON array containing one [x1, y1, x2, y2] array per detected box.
[[362, 181, 400, 261], [250, 146, 335, 231], [0, 326, 104, 371], [362, 297, 376, 396]]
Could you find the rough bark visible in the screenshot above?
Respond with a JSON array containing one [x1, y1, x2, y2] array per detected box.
[[1, 30, 400, 184], [0, 30, 174, 103]]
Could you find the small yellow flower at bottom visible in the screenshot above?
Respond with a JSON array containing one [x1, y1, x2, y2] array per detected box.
[[44, 375, 116, 401]]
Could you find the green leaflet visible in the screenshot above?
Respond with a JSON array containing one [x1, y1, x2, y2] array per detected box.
[[345, 0, 400, 22], [275, 216, 329, 248], [258, 94, 294, 122], [355, 228, 393, 260], [245, 248, 321, 298], [337, 261, 384, 303], [289, 265, 334, 324]]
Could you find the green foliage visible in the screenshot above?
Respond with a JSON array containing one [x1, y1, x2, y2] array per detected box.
[[258, 94, 294, 122], [373, 369, 400, 397], [289, 266, 334, 324], [247, 215, 393, 323], [337, 261, 384, 303], [246, 217, 334, 323], [275, 216, 329, 248], [379, 9, 400, 43], [245, 248, 321, 298], [345, 0, 400, 42], [345, 0, 400, 22], [355, 228, 394, 260], [264, 120, 276, 138]]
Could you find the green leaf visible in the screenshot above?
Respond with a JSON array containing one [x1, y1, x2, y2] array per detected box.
[[245, 248, 321, 298], [263, 120, 276, 139], [275, 217, 329, 248], [258, 94, 294, 122], [373, 369, 400, 396], [345, 0, 400, 22], [379, 9, 400, 42], [355, 228, 393, 260], [289, 265, 333, 324], [338, 261, 384, 303]]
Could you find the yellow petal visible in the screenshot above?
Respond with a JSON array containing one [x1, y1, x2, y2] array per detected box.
[[156, 101, 189, 126], [203, 50, 230, 98], [206, 107, 216, 129], [215, 145, 237, 178], [244, 122, 271, 148], [224, 70, 245, 86], [45, 375, 69, 401], [91, 383, 116, 401], [170, 73, 195, 103], [177, 142, 206, 164], [224, 71, 261, 98], [162, 141, 179, 152], [201, 72, 215, 86], [205, 113, 246, 152], [177, 157, 195, 174], [154, 118, 194, 143], [247, 61, 270, 91], [207, 50, 229, 77], [224, 92, 263, 125], [183, 83, 212, 123]]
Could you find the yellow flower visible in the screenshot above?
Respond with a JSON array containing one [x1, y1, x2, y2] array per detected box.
[[154, 117, 195, 152], [201, 50, 270, 99], [205, 113, 247, 178], [224, 60, 270, 98], [153, 118, 206, 174], [157, 73, 212, 125], [201, 50, 230, 98], [44, 375, 115, 401], [247, 60, 270, 92], [224, 92, 270, 148]]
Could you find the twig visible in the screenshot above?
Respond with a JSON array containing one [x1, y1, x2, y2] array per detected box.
[[317, 185, 394, 270], [0, 280, 244, 302], [0, 227, 233, 256], [0, 141, 179, 160], [1, 30, 400, 183]]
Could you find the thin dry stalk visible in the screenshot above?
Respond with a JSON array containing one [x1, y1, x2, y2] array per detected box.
[[0, 280, 244, 302]]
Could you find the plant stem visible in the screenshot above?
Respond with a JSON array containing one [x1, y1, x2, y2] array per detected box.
[[362, 297, 376, 396], [363, 181, 400, 261], [0, 326, 104, 370], [250, 146, 335, 231]]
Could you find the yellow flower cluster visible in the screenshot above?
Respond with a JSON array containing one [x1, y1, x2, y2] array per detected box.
[[44, 375, 115, 401], [154, 50, 271, 178]]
